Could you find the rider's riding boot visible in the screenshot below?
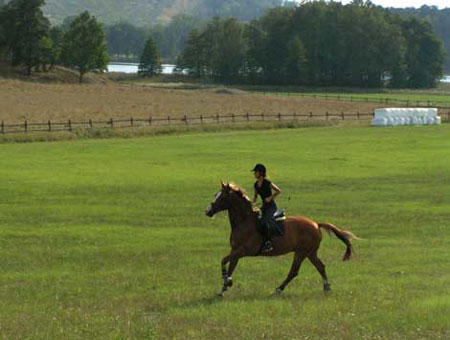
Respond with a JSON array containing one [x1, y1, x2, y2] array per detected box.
[[262, 240, 274, 252], [261, 223, 274, 252]]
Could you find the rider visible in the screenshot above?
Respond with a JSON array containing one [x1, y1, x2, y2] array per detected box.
[[252, 164, 282, 252]]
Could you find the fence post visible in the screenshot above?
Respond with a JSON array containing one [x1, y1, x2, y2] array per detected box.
[[278, 113, 281, 121], [130, 117, 134, 127], [149, 116, 152, 126], [168, 116, 171, 125], [184, 115, 187, 125], [326, 112, 329, 120], [68, 119, 72, 132], [1, 121, 3, 134], [200, 115, 203, 124], [48, 120, 51, 132], [89, 119, 93, 129], [294, 112, 297, 119], [232, 114, 235, 122], [246, 112, 250, 122], [262, 112, 265, 121], [24, 120, 28, 133], [357, 111, 360, 119], [341, 112, 345, 120], [427, 100, 430, 107], [216, 113, 219, 123], [110, 118, 114, 128], [309, 112, 313, 119]]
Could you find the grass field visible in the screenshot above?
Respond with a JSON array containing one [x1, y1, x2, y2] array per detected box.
[[277, 92, 450, 107], [1, 124, 450, 339], [0, 79, 383, 124]]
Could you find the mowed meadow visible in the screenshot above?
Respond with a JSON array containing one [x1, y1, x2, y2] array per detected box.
[[1, 125, 450, 339], [0, 79, 383, 124]]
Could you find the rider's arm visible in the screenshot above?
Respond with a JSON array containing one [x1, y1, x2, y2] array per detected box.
[[252, 190, 258, 204], [266, 183, 281, 203]]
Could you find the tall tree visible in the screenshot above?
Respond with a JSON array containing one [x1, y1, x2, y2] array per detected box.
[[61, 11, 110, 83], [106, 22, 147, 61], [284, 35, 308, 85], [138, 37, 162, 77], [401, 17, 445, 88], [177, 29, 206, 77], [5, 0, 50, 75], [151, 15, 201, 63], [48, 26, 64, 67]]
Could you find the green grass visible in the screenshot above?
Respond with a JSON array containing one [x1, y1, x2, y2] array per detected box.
[[1, 125, 450, 339], [291, 92, 450, 106], [250, 86, 450, 107]]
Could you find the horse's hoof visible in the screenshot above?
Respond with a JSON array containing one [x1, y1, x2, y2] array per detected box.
[[226, 277, 233, 288], [275, 288, 283, 295], [324, 283, 331, 292], [216, 291, 224, 298]]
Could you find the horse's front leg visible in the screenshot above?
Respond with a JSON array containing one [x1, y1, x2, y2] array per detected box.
[[218, 248, 244, 297], [217, 254, 232, 296]]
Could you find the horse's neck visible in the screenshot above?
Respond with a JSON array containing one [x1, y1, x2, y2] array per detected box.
[[228, 196, 256, 231]]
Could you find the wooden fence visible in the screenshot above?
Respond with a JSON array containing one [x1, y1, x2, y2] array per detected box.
[[1, 111, 449, 135], [250, 91, 450, 109]]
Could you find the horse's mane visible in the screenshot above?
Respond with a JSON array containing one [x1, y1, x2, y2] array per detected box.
[[228, 183, 259, 212]]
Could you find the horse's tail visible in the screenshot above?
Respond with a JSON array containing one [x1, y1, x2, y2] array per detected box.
[[318, 222, 360, 261]]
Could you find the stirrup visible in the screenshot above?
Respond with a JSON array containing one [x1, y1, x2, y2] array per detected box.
[[262, 241, 274, 253]]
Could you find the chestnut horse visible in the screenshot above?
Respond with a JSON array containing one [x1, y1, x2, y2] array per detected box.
[[205, 183, 359, 296]]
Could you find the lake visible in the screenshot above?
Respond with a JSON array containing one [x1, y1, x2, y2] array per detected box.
[[108, 63, 450, 83], [107, 63, 175, 74]]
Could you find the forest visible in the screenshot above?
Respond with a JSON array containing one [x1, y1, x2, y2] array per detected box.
[[176, 2, 445, 88]]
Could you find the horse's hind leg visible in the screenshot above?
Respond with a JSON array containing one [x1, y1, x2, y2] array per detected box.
[[308, 251, 330, 291], [276, 250, 307, 293]]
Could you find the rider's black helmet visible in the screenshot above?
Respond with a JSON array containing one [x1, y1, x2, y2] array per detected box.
[[252, 163, 267, 175]]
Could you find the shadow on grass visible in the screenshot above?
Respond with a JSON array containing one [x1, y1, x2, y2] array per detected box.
[[176, 285, 331, 310]]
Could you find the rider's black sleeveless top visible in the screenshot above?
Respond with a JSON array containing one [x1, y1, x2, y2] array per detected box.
[[254, 179, 276, 208]]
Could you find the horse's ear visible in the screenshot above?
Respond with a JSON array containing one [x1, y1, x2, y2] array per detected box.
[[221, 181, 225, 188], [226, 183, 230, 189]]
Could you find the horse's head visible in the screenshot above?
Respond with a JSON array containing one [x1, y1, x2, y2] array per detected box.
[[205, 182, 230, 217]]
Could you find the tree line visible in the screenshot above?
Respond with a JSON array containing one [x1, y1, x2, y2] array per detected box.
[[1, 0, 446, 87], [177, 1, 445, 88], [104, 15, 200, 63], [0, 0, 110, 82], [392, 6, 450, 72]]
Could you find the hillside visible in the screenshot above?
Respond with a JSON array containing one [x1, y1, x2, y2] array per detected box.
[[42, 0, 286, 26]]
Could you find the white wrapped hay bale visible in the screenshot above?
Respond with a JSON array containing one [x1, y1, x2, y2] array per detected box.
[[372, 108, 441, 126]]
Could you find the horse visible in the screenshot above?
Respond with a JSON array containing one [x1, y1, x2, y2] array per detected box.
[[205, 182, 359, 297]]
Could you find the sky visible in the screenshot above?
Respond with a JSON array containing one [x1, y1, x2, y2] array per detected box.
[[338, 0, 448, 8]]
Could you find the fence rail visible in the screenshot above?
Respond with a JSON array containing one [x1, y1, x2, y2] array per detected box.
[[1, 111, 449, 135], [249, 90, 450, 109]]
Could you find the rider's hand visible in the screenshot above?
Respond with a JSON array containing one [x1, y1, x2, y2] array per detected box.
[[265, 196, 272, 203]]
